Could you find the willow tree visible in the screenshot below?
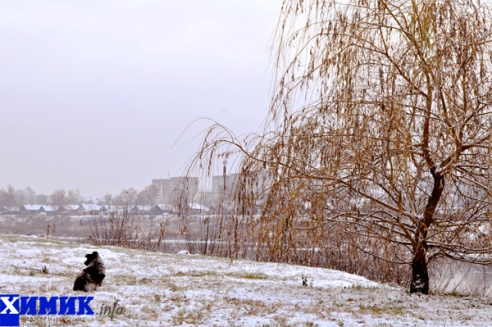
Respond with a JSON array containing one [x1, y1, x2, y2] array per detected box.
[[186, 0, 492, 294]]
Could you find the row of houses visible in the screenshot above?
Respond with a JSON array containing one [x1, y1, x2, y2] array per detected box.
[[0, 204, 105, 215], [0, 203, 211, 216]]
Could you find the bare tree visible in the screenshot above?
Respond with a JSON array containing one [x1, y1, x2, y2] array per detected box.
[[67, 189, 82, 204], [36, 194, 49, 205], [0, 185, 19, 207], [50, 189, 67, 207], [186, 0, 492, 294], [104, 193, 113, 206], [23, 187, 37, 204], [136, 184, 159, 206], [114, 188, 138, 206]]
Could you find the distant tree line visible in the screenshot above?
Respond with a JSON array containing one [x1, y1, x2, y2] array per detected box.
[[103, 184, 159, 207], [0, 184, 159, 207]]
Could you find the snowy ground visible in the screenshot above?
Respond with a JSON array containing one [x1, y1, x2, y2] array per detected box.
[[1, 234, 492, 326]]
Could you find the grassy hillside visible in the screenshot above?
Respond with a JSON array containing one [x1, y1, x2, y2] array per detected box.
[[1, 234, 491, 326]]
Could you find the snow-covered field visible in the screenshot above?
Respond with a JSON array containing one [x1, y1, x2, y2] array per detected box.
[[1, 234, 491, 326]]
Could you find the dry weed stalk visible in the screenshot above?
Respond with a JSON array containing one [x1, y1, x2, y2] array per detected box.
[[84, 209, 168, 251]]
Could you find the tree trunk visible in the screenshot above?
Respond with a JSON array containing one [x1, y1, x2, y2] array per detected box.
[[410, 170, 445, 294], [410, 235, 429, 294]]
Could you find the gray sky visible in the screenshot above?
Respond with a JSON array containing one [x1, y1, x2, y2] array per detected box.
[[0, 0, 281, 197]]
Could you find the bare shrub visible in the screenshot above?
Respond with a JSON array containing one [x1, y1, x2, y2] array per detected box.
[[83, 210, 169, 251], [178, 215, 227, 255]]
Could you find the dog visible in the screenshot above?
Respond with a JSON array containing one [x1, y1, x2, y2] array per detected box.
[[73, 251, 105, 292]]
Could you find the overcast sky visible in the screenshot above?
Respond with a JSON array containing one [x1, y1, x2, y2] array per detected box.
[[0, 0, 281, 197]]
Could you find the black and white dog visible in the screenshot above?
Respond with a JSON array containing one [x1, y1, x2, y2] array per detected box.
[[73, 251, 105, 292]]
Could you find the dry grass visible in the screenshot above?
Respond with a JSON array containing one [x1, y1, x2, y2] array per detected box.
[[84, 211, 161, 250], [3, 234, 492, 326]]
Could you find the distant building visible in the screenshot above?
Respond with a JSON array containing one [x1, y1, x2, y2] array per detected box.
[[131, 205, 153, 215], [106, 205, 128, 215], [61, 205, 80, 213], [77, 204, 102, 215], [150, 204, 175, 215], [20, 205, 57, 215], [188, 203, 210, 214], [211, 173, 238, 200], [152, 177, 198, 205]]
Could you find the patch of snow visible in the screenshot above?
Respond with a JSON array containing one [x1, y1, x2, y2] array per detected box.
[[0, 234, 491, 326]]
